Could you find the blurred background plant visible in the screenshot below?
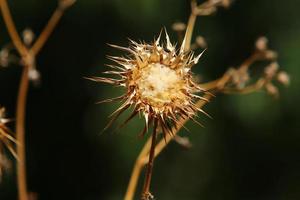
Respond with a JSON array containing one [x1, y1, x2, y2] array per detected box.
[[0, 0, 299, 200]]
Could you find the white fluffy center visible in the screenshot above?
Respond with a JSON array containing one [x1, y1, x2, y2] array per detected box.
[[137, 63, 185, 105]]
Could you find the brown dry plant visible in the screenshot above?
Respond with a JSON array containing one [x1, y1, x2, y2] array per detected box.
[[90, 0, 289, 199], [0, 0, 75, 199]]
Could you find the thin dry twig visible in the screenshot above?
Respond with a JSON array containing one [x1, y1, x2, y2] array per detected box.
[[0, 0, 27, 56]]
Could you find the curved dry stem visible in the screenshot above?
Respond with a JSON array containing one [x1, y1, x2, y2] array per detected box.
[[222, 78, 266, 94], [124, 138, 152, 200], [199, 73, 232, 91], [141, 120, 158, 200], [124, 95, 211, 200], [183, 5, 197, 52], [1, 1, 71, 199], [15, 65, 30, 200], [0, 1, 29, 199]]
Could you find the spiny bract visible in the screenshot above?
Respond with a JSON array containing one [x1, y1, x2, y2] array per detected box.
[[90, 30, 209, 137], [0, 107, 17, 180]]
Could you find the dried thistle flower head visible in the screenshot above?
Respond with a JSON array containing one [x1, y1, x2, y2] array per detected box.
[[0, 107, 17, 181], [90, 30, 208, 137]]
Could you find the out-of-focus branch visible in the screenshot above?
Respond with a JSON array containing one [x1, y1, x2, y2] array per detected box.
[[199, 36, 288, 98], [31, 0, 76, 56], [0, 1, 75, 200], [30, 9, 64, 56], [0, 0, 27, 56]]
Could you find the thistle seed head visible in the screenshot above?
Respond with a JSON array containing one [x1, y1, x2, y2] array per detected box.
[[92, 30, 208, 137]]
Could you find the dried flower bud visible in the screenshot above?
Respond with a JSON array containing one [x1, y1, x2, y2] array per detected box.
[[0, 48, 9, 67], [172, 22, 186, 32], [277, 71, 290, 86], [174, 135, 192, 149], [255, 36, 268, 51], [22, 28, 35, 47], [0, 107, 9, 125], [265, 83, 279, 98], [231, 69, 249, 88], [195, 36, 207, 48], [264, 62, 279, 79], [28, 68, 41, 86]]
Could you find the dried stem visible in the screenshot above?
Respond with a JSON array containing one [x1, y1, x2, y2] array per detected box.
[[124, 96, 211, 200], [124, 137, 152, 200], [31, 8, 64, 56], [0, 1, 29, 199], [141, 120, 158, 200], [183, 1, 197, 52], [0, 1, 73, 199], [0, 0, 27, 57], [15, 64, 30, 200]]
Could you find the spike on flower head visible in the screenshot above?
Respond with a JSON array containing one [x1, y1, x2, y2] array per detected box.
[[92, 29, 208, 137], [0, 107, 17, 181]]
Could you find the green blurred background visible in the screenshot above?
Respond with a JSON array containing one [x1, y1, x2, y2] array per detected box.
[[0, 0, 299, 199]]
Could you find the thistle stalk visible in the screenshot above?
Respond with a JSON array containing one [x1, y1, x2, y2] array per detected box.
[[0, 1, 74, 199], [15, 62, 30, 200], [141, 120, 158, 200]]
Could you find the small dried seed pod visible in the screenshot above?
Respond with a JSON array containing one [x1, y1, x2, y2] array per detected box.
[[195, 36, 207, 49], [277, 71, 290, 86], [255, 36, 268, 51], [172, 22, 186, 32], [22, 28, 35, 47], [264, 62, 279, 79]]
